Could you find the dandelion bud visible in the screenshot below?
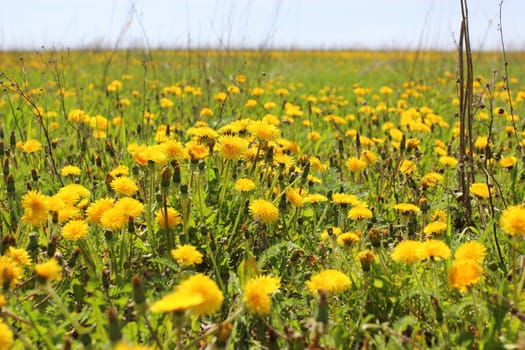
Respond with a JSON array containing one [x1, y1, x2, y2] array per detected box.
[[171, 160, 181, 184], [160, 166, 171, 189], [0, 140, 4, 157], [9, 131, 15, 149], [47, 234, 58, 257], [27, 232, 39, 261], [31, 168, 39, 182], [102, 268, 111, 290], [315, 290, 329, 328], [6, 173, 15, 194], [51, 210, 59, 224], [132, 275, 146, 305], [105, 141, 115, 157], [3, 158, 9, 176], [0, 127, 3, 138], [400, 134, 406, 153], [301, 161, 310, 181], [105, 173, 115, 193], [104, 230, 113, 243], [358, 250, 377, 272], [106, 307, 122, 343], [180, 183, 188, 195], [338, 139, 344, 154], [95, 155, 102, 167], [67, 247, 81, 268], [431, 296, 443, 323], [127, 216, 135, 234], [81, 138, 87, 152], [215, 322, 233, 348]]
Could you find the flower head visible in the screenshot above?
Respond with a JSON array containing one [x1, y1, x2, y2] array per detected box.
[[156, 207, 182, 229], [448, 259, 483, 293], [249, 199, 279, 224], [217, 135, 249, 160], [61, 165, 82, 176], [171, 245, 203, 266], [347, 206, 373, 220], [178, 274, 224, 316], [234, 178, 256, 192], [470, 183, 490, 199], [35, 258, 62, 282], [306, 269, 351, 294], [243, 276, 280, 315], [0, 319, 14, 350], [0, 256, 22, 289], [393, 203, 420, 214], [423, 221, 447, 235], [346, 157, 367, 173], [62, 219, 89, 241], [419, 239, 451, 261], [111, 176, 139, 196], [391, 240, 423, 263], [455, 241, 487, 264], [500, 205, 525, 236]]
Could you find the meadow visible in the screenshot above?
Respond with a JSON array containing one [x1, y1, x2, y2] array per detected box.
[[0, 48, 524, 349]]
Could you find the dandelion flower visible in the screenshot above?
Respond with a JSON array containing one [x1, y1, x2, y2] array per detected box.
[[115, 197, 145, 218], [421, 172, 443, 188], [19, 139, 42, 153], [243, 276, 280, 316], [200, 107, 214, 117], [234, 178, 256, 192], [178, 274, 224, 316], [61, 165, 82, 176], [6, 247, 32, 267], [171, 245, 203, 266], [346, 157, 367, 173], [286, 188, 305, 207], [100, 207, 128, 231], [35, 258, 62, 282], [249, 199, 279, 224], [391, 240, 423, 264], [337, 232, 360, 246], [21, 190, 49, 227], [86, 197, 115, 225], [150, 289, 204, 313], [500, 205, 525, 236], [306, 269, 351, 294], [347, 206, 373, 220], [304, 193, 328, 203], [470, 183, 490, 199], [439, 156, 458, 167], [423, 221, 447, 235], [393, 203, 420, 214], [217, 135, 249, 160], [419, 239, 451, 261], [0, 319, 14, 350], [0, 256, 22, 289], [448, 259, 483, 293], [358, 250, 377, 271], [156, 207, 182, 229], [331, 193, 360, 206], [111, 176, 139, 196], [248, 121, 280, 141], [455, 241, 487, 264], [62, 219, 89, 241], [399, 159, 416, 174], [499, 156, 517, 168]]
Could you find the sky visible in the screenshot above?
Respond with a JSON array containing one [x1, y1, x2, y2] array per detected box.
[[0, 0, 524, 51]]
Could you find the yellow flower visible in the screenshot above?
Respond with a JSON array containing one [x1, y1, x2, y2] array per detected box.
[[90, 115, 108, 130], [358, 250, 377, 271], [419, 239, 451, 261], [499, 156, 517, 168], [200, 107, 214, 117], [439, 156, 458, 167], [470, 183, 491, 199], [186, 142, 209, 161], [6, 247, 32, 266], [55, 184, 90, 205], [0, 319, 14, 350], [113, 340, 154, 350], [249, 199, 279, 224], [320, 226, 342, 240], [391, 240, 423, 263], [217, 135, 249, 160], [100, 206, 129, 231], [337, 232, 360, 246], [62, 219, 89, 241], [248, 121, 280, 141], [234, 178, 256, 192], [361, 150, 378, 165], [156, 207, 182, 229], [421, 172, 443, 188], [347, 206, 373, 220], [111, 176, 139, 196], [243, 276, 280, 316], [35, 258, 62, 282], [68, 109, 88, 123], [171, 245, 203, 266], [150, 288, 204, 313], [179, 274, 224, 316], [346, 157, 367, 173], [160, 97, 174, 108], [61, 165, 82, 176], [0, 256, 22, 289], [448, 259, 483, 292], [86, 198, 115, 225], [474, 136, 489, 150], [304, 193, 328, 203], [21, 190, 49, 227], [331, 193, 360, 206], [214, 92, 228, 102], [306, 269, 351, 294], [19, 139, 42, 153], [399, 159, 416, 174], [455, 241, 487, 264], [500, 205, 525, 236], [286, 188, 305, 207], [393, 203, 420, 214], [115, 197, 145, 218], [423, 221, 447, 235]]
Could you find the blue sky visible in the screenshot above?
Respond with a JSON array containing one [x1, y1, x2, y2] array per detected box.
[[0, 0, 524, 51]]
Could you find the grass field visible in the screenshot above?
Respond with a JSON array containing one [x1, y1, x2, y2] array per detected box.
[[0, 49, 524, 349]]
